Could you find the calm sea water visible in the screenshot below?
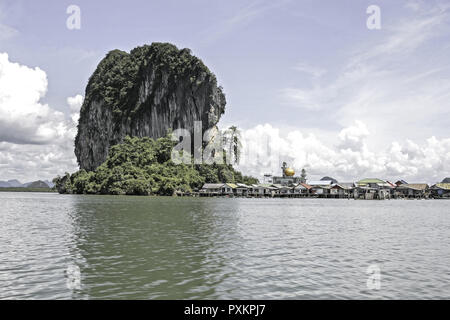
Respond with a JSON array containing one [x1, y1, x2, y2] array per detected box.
[[0, 192, 449, 299]]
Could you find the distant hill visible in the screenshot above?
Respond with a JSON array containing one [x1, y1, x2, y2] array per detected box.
[[0, 181, 11, 187], [321, 176, 338, 184], [44, 180, 55, 188], [25, 181, 50, 189], [442, 177, 450, 183], [7, 179, 23, 187], [0, 179, 53, 188], [0, 179, 23, 187]]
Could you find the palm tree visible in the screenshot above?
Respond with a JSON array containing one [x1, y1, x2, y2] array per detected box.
[[301, 168, 307, 183], [223, 126, 242, 165]]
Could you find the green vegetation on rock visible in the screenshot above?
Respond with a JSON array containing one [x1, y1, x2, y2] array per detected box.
[[78, 42, 225, 131], [75, 42, 226, 171], [55, 135, 258, 196]]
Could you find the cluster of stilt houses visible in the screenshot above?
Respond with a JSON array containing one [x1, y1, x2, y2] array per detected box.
[[199, 163, 450, 200]]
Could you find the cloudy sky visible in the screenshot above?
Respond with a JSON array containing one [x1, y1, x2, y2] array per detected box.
[[0, 0, 449, 183]]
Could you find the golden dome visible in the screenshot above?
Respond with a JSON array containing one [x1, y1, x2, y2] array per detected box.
[[284, 168, 295, 176]]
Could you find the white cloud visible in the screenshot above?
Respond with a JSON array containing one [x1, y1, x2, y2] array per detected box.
[[0, 23, 18, 40], [280, 86, 331, 110], [0, 6, 18, 41], [236, 121, 450, 184], [0, 53, 83, 181], [0, 53, 77, 144], [281, 3, 450, 148], [350, 12, 447, 68], [405, 1, 421, 12], [201, 0, 291, 44], [293, 62, 326, 78], [338, 120, 369, 151], [0, 141, 78, 183], [67, 94, 83, 124]]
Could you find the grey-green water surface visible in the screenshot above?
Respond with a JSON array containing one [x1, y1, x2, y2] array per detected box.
[[1, 192, 449, 299]]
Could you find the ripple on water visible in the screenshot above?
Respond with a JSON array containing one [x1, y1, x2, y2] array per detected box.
[[1, 194, 450, 299]]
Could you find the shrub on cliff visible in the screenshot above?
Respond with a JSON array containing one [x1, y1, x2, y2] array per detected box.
[[55, 134, 257, 195]]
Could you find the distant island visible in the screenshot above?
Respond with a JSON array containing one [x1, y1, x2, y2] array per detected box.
[[75, 42, 226, 171], [54, 42, 257, 196], [0, 179, 55, 192]]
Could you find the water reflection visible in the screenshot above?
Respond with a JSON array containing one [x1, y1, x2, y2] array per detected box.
[[0, 193, 78, 299], [69, 196, 242, 299], [1, 193, 450, 299]]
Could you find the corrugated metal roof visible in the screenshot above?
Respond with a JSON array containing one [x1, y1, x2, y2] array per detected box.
[[252, 184, 270, 189], [386, 181, 396, 187], [236, 183, 250, 188], [434, 183, 450, 190], [202, 183, 224, 189], [334, 183, 355, 190], [271, 184, 291, 189], [357, 178, 386, 184], [307, 180, 333, 186], [311, 185, 331, 189], [397, 184, 429, 191]]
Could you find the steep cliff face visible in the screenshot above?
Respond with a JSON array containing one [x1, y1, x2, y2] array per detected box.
[[75, 43, 226, 171]]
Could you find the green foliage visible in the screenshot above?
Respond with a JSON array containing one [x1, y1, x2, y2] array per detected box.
[[76, 43, 226, 149], [242, 176, 259, 185], [53, 173, 73, 194], [223, 126, 242, 165], [301, 168, 307, 183], [58, 134, 257, 195]]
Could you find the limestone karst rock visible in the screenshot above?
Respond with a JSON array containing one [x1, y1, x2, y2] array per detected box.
[[75, 43, 226, 171]]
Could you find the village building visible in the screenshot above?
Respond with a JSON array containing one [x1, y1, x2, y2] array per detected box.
[[200, 183, 240, 196], [309, 185, 331, 197], [304, 180, 332, 197], [330, 183, 355, 198], [355, 178, 393, 200], [199, 174, 440, 200], [271, 184, 293, 197], [431, 183, 450, 198], [263, 174, 273, 184], [248, 184, 273, 197], [307, 180, 334, 187], [395, 184, 429, 198], [293, 183, 311, 197], [329, 185, 343, 197], [234, 183, 250, 196], [272, 162, 304, 186], [222, 183, 236, 195], [395, 180, 408, 186], [200, 183, 225, 196]]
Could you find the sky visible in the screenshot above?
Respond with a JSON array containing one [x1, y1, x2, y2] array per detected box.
[[0, 0, 450, 183]]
